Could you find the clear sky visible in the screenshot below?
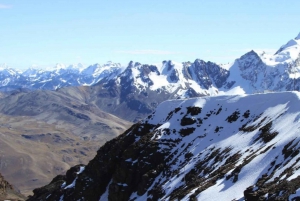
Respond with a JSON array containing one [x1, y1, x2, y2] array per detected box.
[[1, 0, 300, 69]]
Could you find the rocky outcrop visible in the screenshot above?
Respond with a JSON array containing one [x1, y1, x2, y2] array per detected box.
[[28, 123, 165, 201], [0, 173, 25, 201], [0, 173, 12, 196]]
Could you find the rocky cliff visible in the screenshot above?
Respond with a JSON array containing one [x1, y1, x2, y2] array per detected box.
[[0, 172, 25, 201]]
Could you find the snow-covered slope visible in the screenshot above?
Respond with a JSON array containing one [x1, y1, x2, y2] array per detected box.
[[28, 91, 300, 201]]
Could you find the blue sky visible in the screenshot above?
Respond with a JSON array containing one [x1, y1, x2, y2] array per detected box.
[[1, 0, 300, 69]]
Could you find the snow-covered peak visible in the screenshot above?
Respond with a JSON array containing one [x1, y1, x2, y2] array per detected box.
[[0, 64, 20, 76], [262, 35, 300, 65], [54, 63, 67, 69], [295, 32, 300, 40], [234, 33, 299, 69], [68, 63, 85, 70], [21, 67, 41, 77], [0, 63, 9, 70], [80, 62, 123, 78]]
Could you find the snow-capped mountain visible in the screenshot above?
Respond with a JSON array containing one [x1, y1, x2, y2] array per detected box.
[[28, 91, 300, 200], [2, 33, 300, 122], [87, 59, 231, 121], [96, 33, 300, 99], [0, 62, 124, 91], [1, 34, 300, 95], [72, 33, 300, 122], [225, 34, 300, 94]]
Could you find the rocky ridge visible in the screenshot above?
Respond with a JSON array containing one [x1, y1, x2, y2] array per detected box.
[[28, 91, 300, 200], [0, 172, 25, 201]]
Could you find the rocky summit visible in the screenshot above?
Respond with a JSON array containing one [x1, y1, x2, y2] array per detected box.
[[28, 91, 300, 200]]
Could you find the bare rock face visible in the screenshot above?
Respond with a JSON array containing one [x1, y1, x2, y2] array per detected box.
[[0, 173, 11, 196], [0, 173, 26, 201], [27, 123, 165, 201]]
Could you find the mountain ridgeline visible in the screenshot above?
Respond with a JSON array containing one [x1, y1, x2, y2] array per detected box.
[[2, 34, 300, 122], [28, 92, 300, 200]]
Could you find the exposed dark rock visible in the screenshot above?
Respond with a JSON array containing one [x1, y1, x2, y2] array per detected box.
[[180, 117, 196, 126], [253, 121, 278, 143], [179, 127, 196, 137], [226, 110, 240, 123], [187, 106, 202, 116]]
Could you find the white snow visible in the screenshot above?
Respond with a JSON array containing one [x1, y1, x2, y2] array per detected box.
[[64, 178, 77, 189], [99, 180, 112, 201], [63, 166, 85, 189], [132, 91, 300, 200], [77, 166, 85, 174]]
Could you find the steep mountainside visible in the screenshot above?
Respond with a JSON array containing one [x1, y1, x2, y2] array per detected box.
[[29, 91, 300, 200], [0, 89, 131, 195]]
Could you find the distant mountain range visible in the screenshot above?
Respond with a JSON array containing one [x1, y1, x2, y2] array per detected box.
[[0, 62, 124, 91], [2, 33, 300, 122], [69, 33, 300, 122], [1, 33, 300, 96]]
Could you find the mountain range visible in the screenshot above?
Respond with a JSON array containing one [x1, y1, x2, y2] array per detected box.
[[2, 33, 300, 200], [0, 62, 124, 91], [2, 33, 300, 122], [1, 33, 300, 94]]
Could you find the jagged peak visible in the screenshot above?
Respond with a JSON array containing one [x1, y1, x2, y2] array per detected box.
[[295, 32, 300, 40], [161, 60, 175, 74], [239, 50, 261, 60], [162, 60, 174, 65], [0, 63, 11, 70], [194, 58, 206, 64]]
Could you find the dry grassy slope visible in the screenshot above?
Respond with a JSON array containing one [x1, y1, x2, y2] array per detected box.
[[0, 89, 131, 196], [63, 83, 177, 122], [0, 92, 6, 99]]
